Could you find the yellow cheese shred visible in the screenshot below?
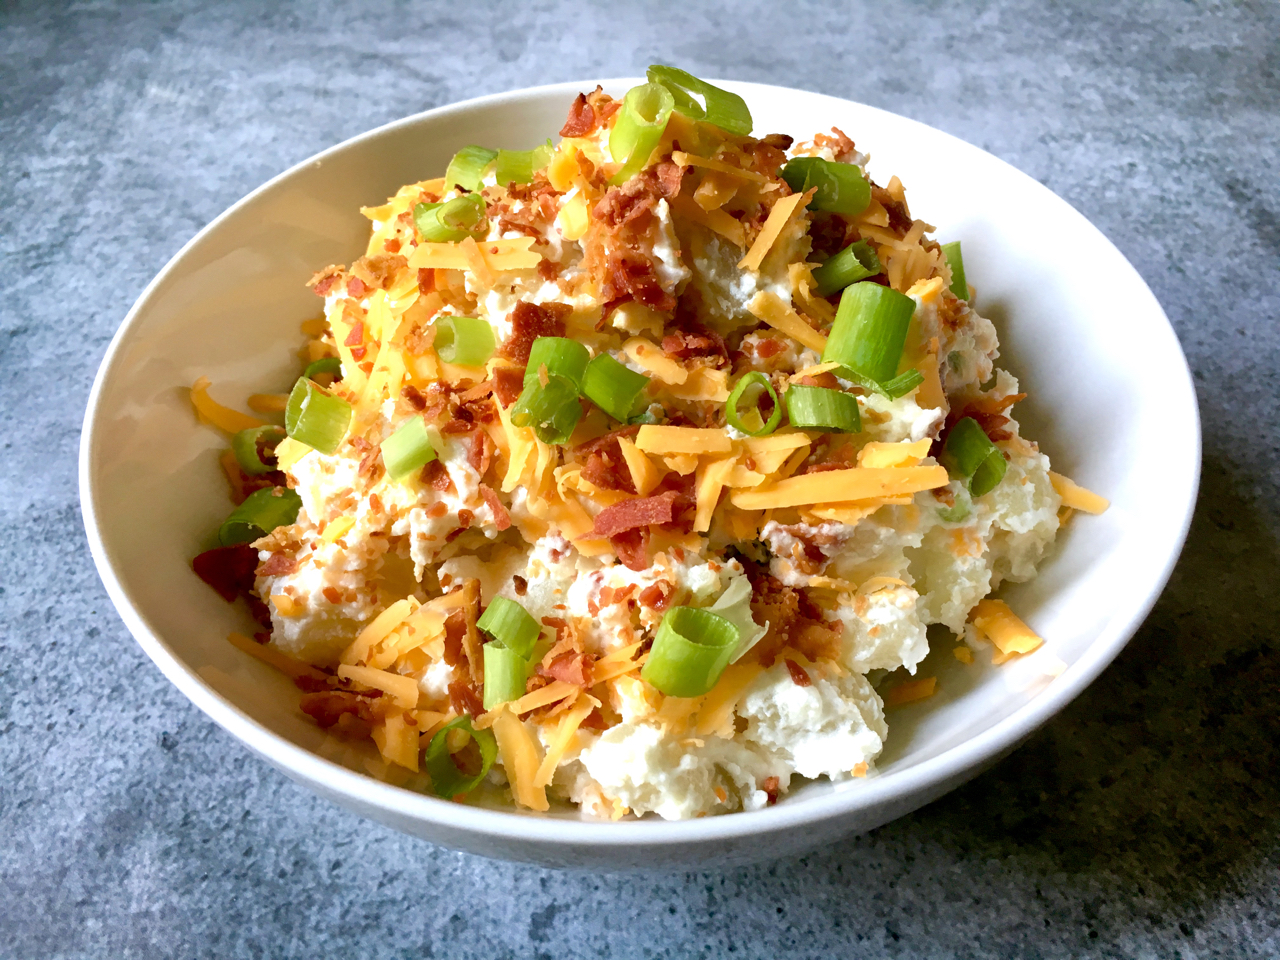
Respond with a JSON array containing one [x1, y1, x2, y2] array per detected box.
[[882, 676, 937, 708], [336, 664, 420, 710], [739, 191, 808, 272], [618, 437, 664, 496], [693, 662, 763, 739], [372, 712, 419, 771], [671, 150, 768, 183], [341, 598, 419, 666], [321, 515, 357, 543], [227, 632, 328, 683], [670, 195, 746, 248], [970, 599, 1044, 664], [694, 457, 737, 533], [745, 290, 828, 353], [623, 337, 688, 384], [405, 237, 541, 271], [533, 695, 598, 788], [189, 377, 265, 434], [730, 465, 948, 510], [857, 439, 932, 469], [491, 707, 550, 811], [635, 425, 733, 456], [1048, 472, 1110, 515]]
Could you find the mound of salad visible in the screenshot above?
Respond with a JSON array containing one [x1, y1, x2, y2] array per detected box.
[[190, 66, 1108, 819]]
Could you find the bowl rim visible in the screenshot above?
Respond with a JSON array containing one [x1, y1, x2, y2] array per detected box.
[[79, 77, 1201, 846]]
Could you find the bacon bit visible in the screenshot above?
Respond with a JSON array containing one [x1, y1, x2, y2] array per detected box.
[[322, 586, 342, 605], [499, 300, 571, 364], [457, 380, 495, 403], [795, 371, 841, 389], [871, 183, 913, 237], [747, 567, 842, 665], [402, 385, 427, 411], [934, 486, 956, 508], [457, 509, 474, 529], [602, 251, 676, 313], [593, 162, 683, 230], [536, 259, 560, 281], [383, 238, 402, 254], [299, 691, 370, 728], [357, 447, 383, 482], [574, 424, 641, 457], [661, 324, 728, 363], [416, 267, 436, 295], [424, 460, 452, 492], [785, 659, 812, 687], [468, 430, 492, 475], [637, 579, 675, 612], [307, 264, 346, 297], [938, 391, 1027, 449], [192, 545, 259, 602], [346, 276, 369, 298], [479, 484, 511, 530], [442, 418, 473, 435], [579, 708, 607, 731], [813, 127, 855, 159], [541, 650, 596, 687], [560, 92, 596, 137], [356, 253, 408, 290], [443, 611, 467, 665], [609, 528, 650, 572], [580, 440, 637, 494], [512, 574, 528, 597], [448, 680, 484, 718], [761, 776, 781, 805], [258, 552, 298, 577], [416, 381, 451, 421], [492, 366, 525, 407], [591, 490, 679, 539], [349, 345, 367, 361]]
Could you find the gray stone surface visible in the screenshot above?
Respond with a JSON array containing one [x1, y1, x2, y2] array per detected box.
[[1, 0, 1277, 956]]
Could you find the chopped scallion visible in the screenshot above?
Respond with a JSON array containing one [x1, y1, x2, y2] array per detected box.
[[641, 606, 740, 698], [380, 416, 437, 482], [218, 486, 302, 547], [942, 240, 968, 300], [477, 596, 542, 659], [284, 377, 352, 455], [581, 353, 650, 422], [779, 157, 871, 217], [424, 716, 497, 798], [303, 356, 343, 382], [823, 282, 917, 389], [784, 384, 862, 433], [942, 417, 1008, 497], [231, 425, 286, 476], [837, 366, 925, 400], [432, 316, 495, 367], [493, 142, 554, 186], [646, 65, 752, 136], [444, 145, 498, 192], [725, 371, 782, 437], [482, 643, 530, 710], [413, 195, 488, 243], [812, 240, 882, 298], [524, 337, 590, 390], [609, 82, 675, 185], [510, 374, 582, 444]]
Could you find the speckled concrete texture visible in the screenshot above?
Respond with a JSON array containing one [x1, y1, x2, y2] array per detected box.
[[2, 0, 1277, 956]]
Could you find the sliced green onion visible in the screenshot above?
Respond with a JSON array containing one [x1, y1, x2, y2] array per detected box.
[[780, 157, 871, 217], [823, 282, 917, 386], [413, 195, 488, 243], [812, 240, 882, 298], [511, 374, 582, 444], [784, 384, 861, 433], [837, 367, 925, 400], [482, 643, 529, 710], [424, 715, 497, 799], [218, 486, 302, 547], [432, 316, 495, 366], [641, 606, 740, 698], [231, 425, 286, 476], [942, 417, 1008, 497], [380, 416, 437, 482], [936, 492, 972, 524], [285, 377, 352, 455], [581, 353, 650, 423], [943, 240, 968, 300], [303, 356, 343, 381], [493, 142, 554, 186], [444, 145, 498, 192], [609, 82, 675, 186], [477, 597, 542, 659], [524, 337, 590, 389], [646, 65, 752, 136], [725, 372, 782, 437]]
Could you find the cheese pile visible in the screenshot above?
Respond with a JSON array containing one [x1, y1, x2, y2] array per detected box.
[[206, 83, 1108, 820]]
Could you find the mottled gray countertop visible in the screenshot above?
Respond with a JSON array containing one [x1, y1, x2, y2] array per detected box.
[[2, 1, 1277, 957]]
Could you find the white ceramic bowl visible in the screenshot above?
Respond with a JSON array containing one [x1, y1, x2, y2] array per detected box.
[[80, 79, 1199, 869]]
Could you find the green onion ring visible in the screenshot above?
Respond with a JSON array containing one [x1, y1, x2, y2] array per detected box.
[[218, 486, 302, 547], [424, 716, 498, 799], [641, 606, 740, 698], [725, 372, 782, 437], [231, 425, 286, 476]]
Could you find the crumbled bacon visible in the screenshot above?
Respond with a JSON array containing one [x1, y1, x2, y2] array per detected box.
[[480, 484, 511, 530], [343, 321, 364, 347], [536, 259, 560, 281], [416, 267, 436, 295], [383, 238, 401, 254], [785, 659, 812, 687], [609, 528, 650, 572], [574, 424, 641, 456], [457, 509, 474, 530], [746, 567, 842, 664], [579, 708, 607, 731], [492, 365, 525, 407], [467, 431, 491, 474], [637, 579, 675, 612], [579, 432, 637, 494], [346, 276, 369, 298], [559, 92, 596, 138], [512, 575, 528, 596], [355, 253, 407, 290], [601, 251, 676, 313], [300, 691, 371, 729], [423, 459, 452, 492], [192, 545, 259, 602], [540, 650, 596, 687], [443, 611, 467, 665], [761, 775, 781, 805], [871, 183, 913, 236], [402, 385, 427, 411], [661, 324, 728, 363], [593, 162, 684, 231], [591, 490, 679, 539], [499, 300, 571, 364], [942, 391, 1026, 446], [307, 264, 346, 297], [442, 418, 473, 435], [759, 133, 795, 151], [813, 127, 855, 159], [448, 680, 485, 718], [258, 553, 298, 577]]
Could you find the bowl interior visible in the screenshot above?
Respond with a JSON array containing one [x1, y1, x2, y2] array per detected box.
[[81, 81, 1198, 849]]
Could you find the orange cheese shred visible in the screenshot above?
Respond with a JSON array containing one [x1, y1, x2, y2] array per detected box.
[[970, 599, 1044, 664], [1048, 472, 1110, 515], [739, 191, 808, 272]]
